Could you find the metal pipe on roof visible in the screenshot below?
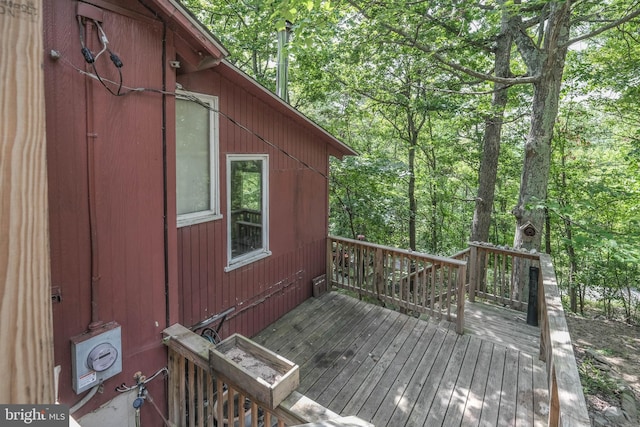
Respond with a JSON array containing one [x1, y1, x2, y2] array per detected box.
[[276, 21, 292, 102]]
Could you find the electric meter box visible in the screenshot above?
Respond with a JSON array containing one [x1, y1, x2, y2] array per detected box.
[[71, 322, 122, 394]]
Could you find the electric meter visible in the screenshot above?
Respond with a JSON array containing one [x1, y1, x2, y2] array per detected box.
[[71, 323, 122, 393], [87, 342, 119, 372]]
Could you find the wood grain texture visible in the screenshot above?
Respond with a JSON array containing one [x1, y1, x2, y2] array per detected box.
[[539, 254, 591, 427], [254, 292, 550, 426], [0, 0, 55, 403]]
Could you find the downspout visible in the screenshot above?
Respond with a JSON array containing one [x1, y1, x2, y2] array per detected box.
[[135, 0, 169, 330], [276, 21, 292, 102], [83, 17, 102, 331], [161, 20, 169, 330]]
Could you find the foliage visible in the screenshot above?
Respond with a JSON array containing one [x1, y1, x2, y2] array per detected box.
[[181, 0, 640, 319], [578, 357, 622, 397]]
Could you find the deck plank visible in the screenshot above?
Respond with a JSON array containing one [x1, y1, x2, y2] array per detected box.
[[323, 314, 409, 411], [340, 316, 422, 416], [307, 310, 401, 402], [460, 339, 494, 427], [298, 303, 389, 391], [442, 335, 483, 427], [255, 293, 352, 353], [251, 292, 550, 427], [385, 328, 457, 426], [286, 298, 373, 367], [497, 348, 520, 426], [418, 333, 471, 426], [296, 301, 376, 370], [464, 301, 539, 355], [368, 321, 440, 426], [516, 351, 534, 426], [533, 354, 550, 427], [478, 344, 506, 427], [252, 292, 346, 353]]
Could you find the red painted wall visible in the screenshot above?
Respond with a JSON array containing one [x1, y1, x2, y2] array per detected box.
[[44, 0, 334, 421], [44, 1, 171, 421], [175, 70, 330, 337]]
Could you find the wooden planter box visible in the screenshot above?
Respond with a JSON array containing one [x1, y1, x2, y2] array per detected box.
[[209, 333, 299, 409]]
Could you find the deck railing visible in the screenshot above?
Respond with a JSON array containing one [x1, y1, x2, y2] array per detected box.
[[537, 254, 590, 427], [461, 242, 589, 427], [326, 237, 589, 426], [467, 242, 541, 311], [327, 236, 467, 334], [163, 324, 344, 427]]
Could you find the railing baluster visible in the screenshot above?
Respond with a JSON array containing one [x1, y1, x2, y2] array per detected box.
[[216, 378, 224, 426], [237, 390, 245, 427], [196, 365, 204, 427], [228, 385, 235, 427], [511, 255, 516, 305], [187, 359, 195, 427], [445, 265, 452, 321], [327, 236, 467, 329], [206, 369, 214, 427], [468, 245, 477, 302], [430, 262, 437, 316], [251, 401, 258, 427]]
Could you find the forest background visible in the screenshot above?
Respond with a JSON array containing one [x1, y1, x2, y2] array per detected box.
[[182, 0, 640, 324]]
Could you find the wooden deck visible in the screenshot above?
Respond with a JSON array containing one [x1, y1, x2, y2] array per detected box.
[[252, 291, 549, 427]]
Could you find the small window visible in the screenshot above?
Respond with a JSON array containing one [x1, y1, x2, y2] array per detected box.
[[176, 92, 220, 227], [226, 155, 270, 270]]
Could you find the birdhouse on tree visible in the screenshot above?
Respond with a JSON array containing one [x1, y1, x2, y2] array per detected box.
[[519, 221, 539, 241]]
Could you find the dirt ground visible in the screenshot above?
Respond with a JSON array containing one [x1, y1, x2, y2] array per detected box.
[[566, 310, 640, 426]]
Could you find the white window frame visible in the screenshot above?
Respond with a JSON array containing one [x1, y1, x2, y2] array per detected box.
[[175, 91, 221, 227], [225, 154, 271, 271]]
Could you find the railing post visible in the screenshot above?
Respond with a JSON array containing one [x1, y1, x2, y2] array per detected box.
[[456, 264, 466, 335], [468, 245, 477, 303], [326, 237, 333, 292], [527, 266, 539, 326], [375, 247, 385, 301]]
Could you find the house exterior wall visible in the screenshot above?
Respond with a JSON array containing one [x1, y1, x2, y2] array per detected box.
[[44, 1, 172, 421], [175, 70, 330, 337], [43, 0, 335, 421]]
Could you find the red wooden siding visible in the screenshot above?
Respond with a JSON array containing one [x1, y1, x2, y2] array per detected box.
[[175, 70, 330, 337], [43, 0, 342, 420], [45, 1, 170, 420]]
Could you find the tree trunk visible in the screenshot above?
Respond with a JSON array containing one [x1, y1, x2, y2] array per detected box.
[[471, 2, 514, 243], [513, 1, 572, 251], [559, 145, 579, 313], [408, 144, 417, 251]]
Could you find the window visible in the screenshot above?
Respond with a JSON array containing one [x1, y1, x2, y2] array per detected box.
[[226, 155, 270, 270], [176, 92, 220, 227]]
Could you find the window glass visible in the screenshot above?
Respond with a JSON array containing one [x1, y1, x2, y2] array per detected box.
[[227, 155, 270, 267], [176, 93, 219, 226]]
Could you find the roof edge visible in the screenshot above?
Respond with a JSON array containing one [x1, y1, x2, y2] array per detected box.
[[153, 0, 229, 59], [219, 59, 357, 158]]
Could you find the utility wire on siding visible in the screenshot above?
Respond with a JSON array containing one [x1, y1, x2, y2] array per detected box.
[[54, 51, 329, 180]]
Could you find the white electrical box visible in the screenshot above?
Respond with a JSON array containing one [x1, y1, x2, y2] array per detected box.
[[71, 322, 122, 394]]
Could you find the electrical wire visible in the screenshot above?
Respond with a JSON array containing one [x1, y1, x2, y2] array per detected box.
[[73, 15, 330, 178], [76, 16, 125, 96], [69, 381, 102, 415], [56, 51, 330, 180], [91, 20, 125, 96], [178, 91, 329, 179], [115, 367, 168, 393]]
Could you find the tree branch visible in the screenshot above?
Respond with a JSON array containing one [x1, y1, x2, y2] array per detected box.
[[346, 0, 541, 85], [565, 6, 640, 47]]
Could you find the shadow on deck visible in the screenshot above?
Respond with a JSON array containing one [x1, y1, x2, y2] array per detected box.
[[253, 291, 549, 427]]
